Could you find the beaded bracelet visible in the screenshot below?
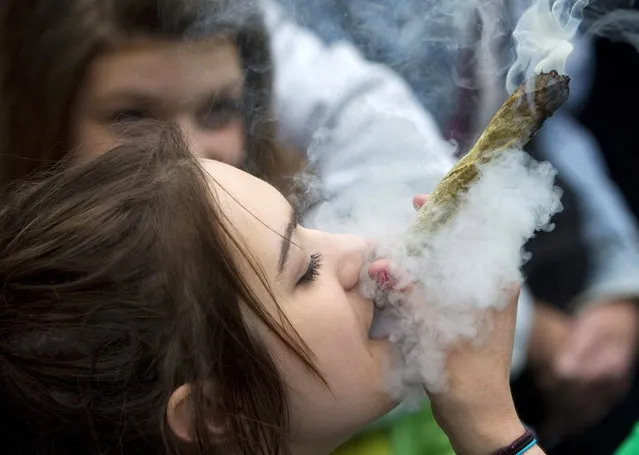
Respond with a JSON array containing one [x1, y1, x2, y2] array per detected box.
[[491, 428, 537, 455]]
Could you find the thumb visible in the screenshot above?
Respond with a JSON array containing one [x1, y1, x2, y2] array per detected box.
[[412, 194, 430, 210]]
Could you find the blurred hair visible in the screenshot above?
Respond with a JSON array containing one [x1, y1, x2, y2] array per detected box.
[[0, 124, 321, 454], [0, 0, 303, 191]]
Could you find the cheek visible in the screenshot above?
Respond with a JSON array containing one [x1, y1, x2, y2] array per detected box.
[[256, 284, 373, 378], [71, 119, 123, 158], [273, 294, 395, 441], [192, 121, 245, 165], [250, 287, 396, 442], [287, 285, 377, 378]]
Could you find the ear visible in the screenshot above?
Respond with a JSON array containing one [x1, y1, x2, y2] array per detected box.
[[166, 382, 227, 443]]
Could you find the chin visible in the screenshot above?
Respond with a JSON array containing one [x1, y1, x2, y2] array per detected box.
[[383, 394, 403, 416], [367, 387, 403, 423]]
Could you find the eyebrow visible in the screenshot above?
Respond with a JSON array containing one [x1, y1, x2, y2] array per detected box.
[[278, 208, 299, 275], [97, 80, 243, 107]]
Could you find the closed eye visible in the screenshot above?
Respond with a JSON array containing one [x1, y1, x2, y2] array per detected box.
[[110, 108, 151, 123], [197, 97, 243, 130], [297, 252, 323, 286]]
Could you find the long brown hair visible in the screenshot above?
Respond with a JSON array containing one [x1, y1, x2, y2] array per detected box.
[[0, 0, 303, 191], [0, 126, 320, 454]]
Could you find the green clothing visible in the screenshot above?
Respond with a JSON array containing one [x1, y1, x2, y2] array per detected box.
[[332, 404, 454, 455], [615, 422, 639, 455]]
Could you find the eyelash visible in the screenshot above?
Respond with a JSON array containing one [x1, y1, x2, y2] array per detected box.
[[297, 252, 323, 286], [197, 99, 243, 130], [110, 109, 149, 123], [108, 97, 242, 130]]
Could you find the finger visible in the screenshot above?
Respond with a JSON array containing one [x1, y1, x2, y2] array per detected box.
[[412, 194, 430, 210], [579, 346, 634, 383], [554, 351, 580, 379], [555, 326, 598, 379]]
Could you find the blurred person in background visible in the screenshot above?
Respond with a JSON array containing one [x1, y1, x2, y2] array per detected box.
[[275, 0, 639, 453], [546, 4, 639, 451], [513, 34, 639, 455]]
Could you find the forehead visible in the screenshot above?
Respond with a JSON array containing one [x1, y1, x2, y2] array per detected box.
[[201, 160, 289, 236], [82, 38, 243, 102]]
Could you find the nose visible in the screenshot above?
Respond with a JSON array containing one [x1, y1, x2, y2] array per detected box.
[[330, 234, 370, 290], [177, 119, 244, 165]]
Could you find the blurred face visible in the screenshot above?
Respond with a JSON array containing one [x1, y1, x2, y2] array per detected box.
[[201, 161, 396, 454], [72, 38, 245, 164]]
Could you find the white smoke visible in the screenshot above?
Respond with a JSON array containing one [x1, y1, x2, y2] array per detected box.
[[507, 0, 639, 92], [288, 0, 639, 399], [281, 0, 639, 122], [585, 5, 639, 50], [506, 0, 589, 92], [363, 150, 562, 398]]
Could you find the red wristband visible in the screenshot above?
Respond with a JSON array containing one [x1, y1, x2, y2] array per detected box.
[[491, 428, 537, 455]]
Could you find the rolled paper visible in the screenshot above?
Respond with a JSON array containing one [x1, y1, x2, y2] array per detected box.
[[409, 71, 570, 239]]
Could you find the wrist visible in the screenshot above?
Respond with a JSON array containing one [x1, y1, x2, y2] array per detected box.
[[432, 392, 524, 455], [448, 416, 526, 455]]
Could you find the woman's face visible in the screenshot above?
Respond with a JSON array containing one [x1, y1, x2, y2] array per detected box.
[[72, 38, 245, 165], [202, 160, 397, 453]]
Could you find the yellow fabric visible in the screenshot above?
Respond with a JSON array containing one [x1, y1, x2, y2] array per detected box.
[[332, 430, 391, 455], [330, 403, 455, 455]]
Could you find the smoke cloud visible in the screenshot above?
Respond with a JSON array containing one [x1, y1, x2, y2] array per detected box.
[[507, 0, 589, 92], [282, 0, 639, 398], [364, 149, 562, 398], [584, 3, 639, 50]]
